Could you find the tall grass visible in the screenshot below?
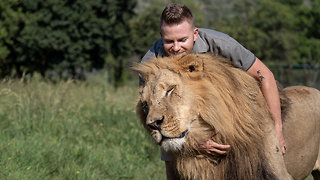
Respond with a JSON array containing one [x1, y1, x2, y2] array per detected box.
[[0, 74, 315, 180], [0, 74, 165, 180]]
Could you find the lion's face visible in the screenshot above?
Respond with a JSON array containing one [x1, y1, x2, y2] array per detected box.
[[139, 69, 199, 152], [135, 54, 216, 153]]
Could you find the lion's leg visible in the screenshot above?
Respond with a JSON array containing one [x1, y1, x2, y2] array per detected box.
[[312, 151, 320, 180], [264, 122, 294, 180], [312, 170, 320, 180]]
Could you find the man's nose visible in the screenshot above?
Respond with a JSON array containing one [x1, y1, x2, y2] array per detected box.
[[172, 42, 180, 52]]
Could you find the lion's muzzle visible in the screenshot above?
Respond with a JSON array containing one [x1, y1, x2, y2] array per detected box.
[[176, 129, 189, 138], [160, 129, 189, 152], [147, 116, 164, 131]]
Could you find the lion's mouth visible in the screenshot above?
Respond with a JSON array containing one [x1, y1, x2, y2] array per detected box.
[[162, 129, 189, 140], [160, 130, 189, 151], [177, 129, 189, 138]]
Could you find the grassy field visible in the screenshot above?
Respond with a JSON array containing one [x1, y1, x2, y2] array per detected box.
[[0, 74, 165, 180], [0, 74, 315, 180]]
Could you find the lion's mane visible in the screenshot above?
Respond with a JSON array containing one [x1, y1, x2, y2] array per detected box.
[[134, 54, 283, 180]]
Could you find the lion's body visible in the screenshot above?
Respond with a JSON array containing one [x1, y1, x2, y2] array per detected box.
[[282, 86, 320, 179], [133, 53, 320, 180]]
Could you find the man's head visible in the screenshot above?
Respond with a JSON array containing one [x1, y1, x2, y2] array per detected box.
[[160, 3, 198, 56]]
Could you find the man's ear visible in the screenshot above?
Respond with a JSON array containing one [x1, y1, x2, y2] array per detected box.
[[193, 28, 199, 42], [176, 54, 204, 73]]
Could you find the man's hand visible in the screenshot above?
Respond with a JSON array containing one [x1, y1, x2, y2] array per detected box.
[[199, 131, 231, 155], [275, 125, 287, 154]]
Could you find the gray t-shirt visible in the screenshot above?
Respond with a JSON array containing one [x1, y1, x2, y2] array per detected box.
[[142, 28, 256, 71], [141, 28, 256, 161]]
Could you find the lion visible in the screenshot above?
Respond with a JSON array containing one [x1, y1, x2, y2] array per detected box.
[[132, 53, 320, 180]]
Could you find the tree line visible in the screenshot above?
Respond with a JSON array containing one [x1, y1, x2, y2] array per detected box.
[[0, 0, 319, 86]]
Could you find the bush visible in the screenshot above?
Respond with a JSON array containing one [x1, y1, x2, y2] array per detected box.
[[0, 0, 136, 83]]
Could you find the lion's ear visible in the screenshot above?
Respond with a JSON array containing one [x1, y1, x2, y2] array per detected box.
[[130, 62, 150, 83], [176, 54, 204, 73]]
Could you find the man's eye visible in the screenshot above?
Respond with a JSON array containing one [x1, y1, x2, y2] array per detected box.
[[179, 38, 187, 42], [164, 40, 173, 44]]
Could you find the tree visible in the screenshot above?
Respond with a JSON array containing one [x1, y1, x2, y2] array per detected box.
[[0, 0, 26, 76], [0, 0, 137, 83], [216, 0, 301, 65], [130, 0, 165, 59], [295, 1, 320, 86], [213, 0, 319, 86]]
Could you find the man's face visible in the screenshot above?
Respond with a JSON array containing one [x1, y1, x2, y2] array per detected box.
[[160, 20, 198, 56]]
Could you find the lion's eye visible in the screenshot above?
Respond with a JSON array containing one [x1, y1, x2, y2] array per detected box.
[[142, 101, 149, 114], [166, 85, 175, 96]]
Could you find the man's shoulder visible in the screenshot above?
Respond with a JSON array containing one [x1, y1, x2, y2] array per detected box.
[[151, 38, 165, 54], [153, 38, 163, 47], [141, 38, 165, 62], [198, 28, 231, 41]]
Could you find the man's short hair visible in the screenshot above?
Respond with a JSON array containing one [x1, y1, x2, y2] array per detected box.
[[160, 3, 194, 28]]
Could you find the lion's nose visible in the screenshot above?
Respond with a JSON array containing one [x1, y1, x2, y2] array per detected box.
[[147, 116, 164, 130]]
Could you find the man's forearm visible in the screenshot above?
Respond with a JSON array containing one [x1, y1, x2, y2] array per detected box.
[[260, 71, 282, 128], [247, 57, 286, 153], [257, 66, 287, 154]]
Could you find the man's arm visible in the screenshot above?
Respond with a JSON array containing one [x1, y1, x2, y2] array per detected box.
[[247, 57, 287, 154]]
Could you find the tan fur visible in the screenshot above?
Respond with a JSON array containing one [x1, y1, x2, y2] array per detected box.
[[132, 53, 320, 180]]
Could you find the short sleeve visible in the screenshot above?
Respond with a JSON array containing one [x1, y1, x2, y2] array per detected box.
[[197, 29, 256, 71], [219, 38, 256, 71], [141, 39, 164, 62], [141, 49, 156, 62]]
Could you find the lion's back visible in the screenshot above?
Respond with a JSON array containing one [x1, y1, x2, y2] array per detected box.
[[282, 86, 320, 179], [283, 86, 320, 113]]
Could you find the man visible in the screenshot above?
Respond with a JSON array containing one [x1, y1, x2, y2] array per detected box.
[[141, 3, 286, 179]]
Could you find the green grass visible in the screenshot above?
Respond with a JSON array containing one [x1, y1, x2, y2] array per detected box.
[[0, 74, 165, 180], [0, 74, 316, 180]]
